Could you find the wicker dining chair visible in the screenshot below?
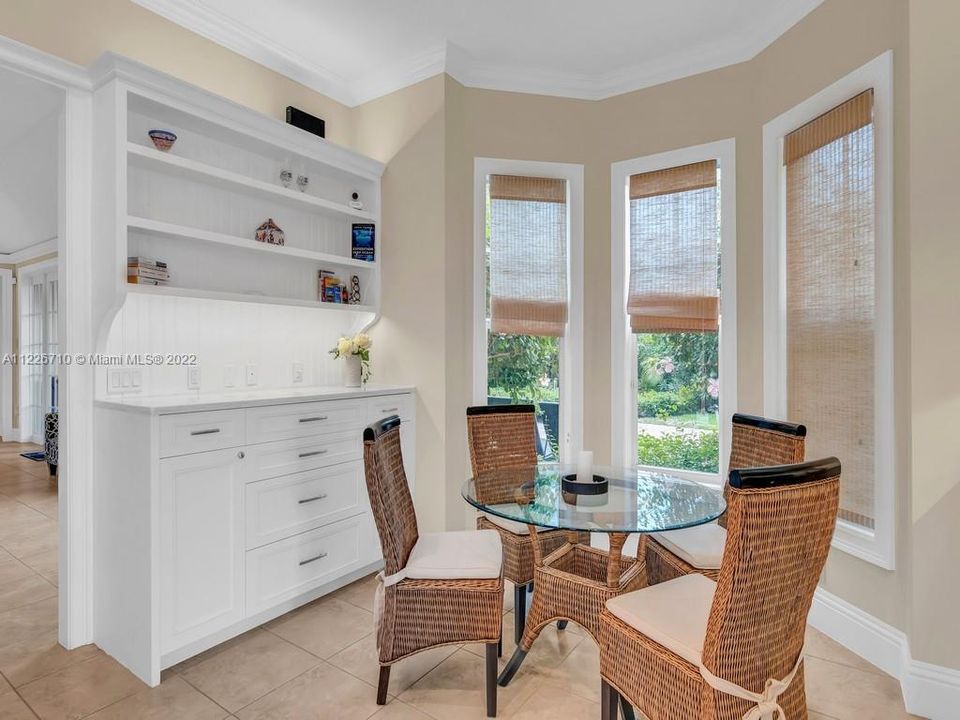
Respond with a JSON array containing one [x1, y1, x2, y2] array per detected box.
[[467, 405, 583, 643], [364, 416, 504, 717], [600, 457, 841, 720], [645, 413, 806, 585]]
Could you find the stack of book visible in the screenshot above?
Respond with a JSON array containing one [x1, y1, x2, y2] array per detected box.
[[128, 256, 170, 285], [318, 269, 348, 303]]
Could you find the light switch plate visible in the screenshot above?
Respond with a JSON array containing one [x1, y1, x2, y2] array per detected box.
[[224, 364, 237, 388], [188, 365, 201, 389], [246, 363, 258, 386], [292, 362, 304, 384]]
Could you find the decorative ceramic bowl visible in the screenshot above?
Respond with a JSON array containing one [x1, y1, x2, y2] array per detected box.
[[148, 129, 177, 152]]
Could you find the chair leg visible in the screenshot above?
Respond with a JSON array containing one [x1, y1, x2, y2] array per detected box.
[[486, 642, 498, 717], [377, 665, 390, 705], [498, 630, 503, 657], [514, 583, 527, 645], [600, 679, 618, 720]]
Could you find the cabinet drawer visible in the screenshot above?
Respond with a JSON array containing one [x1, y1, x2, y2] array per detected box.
[[159, 410, 246, 458], [364, 393, 414, 425], [244, 430, 360, 482], [246, 400, 363, 443], [245, 515, 366, 614], [245, 461, 363, 549]]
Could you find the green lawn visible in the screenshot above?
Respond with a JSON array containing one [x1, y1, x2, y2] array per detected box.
[[637, 413, 718, 430]]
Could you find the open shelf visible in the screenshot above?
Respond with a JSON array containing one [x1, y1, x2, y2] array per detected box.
[[126, 283, 376, 312], [127, 143, 377, 223], [127, 216, 377, 270]]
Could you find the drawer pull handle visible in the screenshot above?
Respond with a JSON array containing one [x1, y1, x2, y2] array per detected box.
[[299, 416, 328, 423], [298, 450, 328, 458], [299, 552, 328, 566], [298, 494, 328, 505], [381, 407, 400, 413], [190, 428, 221, 436]]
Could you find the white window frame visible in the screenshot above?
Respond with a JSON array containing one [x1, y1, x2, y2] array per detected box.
[[472, 158, 584, 461], [18, 258, 59, 444], [610, 139, 738, 486], [762, 51, 894, 570], [0, 267, 13, 441]]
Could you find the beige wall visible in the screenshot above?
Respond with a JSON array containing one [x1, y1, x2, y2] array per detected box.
[[6, 0, 959, 673], [352, 76, 450, 533], [908, 0, 960, 670]]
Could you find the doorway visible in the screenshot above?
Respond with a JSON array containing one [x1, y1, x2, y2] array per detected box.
[[0, 57, 76, 684]]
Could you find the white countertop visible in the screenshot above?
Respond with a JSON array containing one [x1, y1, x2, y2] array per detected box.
[[94, 384, 415, 415]]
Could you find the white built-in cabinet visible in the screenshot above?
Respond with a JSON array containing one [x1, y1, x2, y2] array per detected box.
[[94, 388, 415, 686]]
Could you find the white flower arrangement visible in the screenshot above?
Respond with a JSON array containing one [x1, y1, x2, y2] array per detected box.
[[330, 332, 372, 382]]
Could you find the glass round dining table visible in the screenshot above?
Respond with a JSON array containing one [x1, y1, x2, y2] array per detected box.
[[462, 463, 725, 687]]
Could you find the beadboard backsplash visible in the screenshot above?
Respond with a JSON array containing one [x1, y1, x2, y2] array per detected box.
[[98, 292, 372, 398]]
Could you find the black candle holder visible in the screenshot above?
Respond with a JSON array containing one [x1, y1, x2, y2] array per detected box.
[[561, 473, 609, 495]]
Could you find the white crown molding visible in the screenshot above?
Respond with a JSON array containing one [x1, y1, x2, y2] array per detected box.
[[131, 0, 357, 105], [0, 34, 89, 90], [350, 43, 447, 107], [810, 586, 960, 720], [133, 0, 825, 106]]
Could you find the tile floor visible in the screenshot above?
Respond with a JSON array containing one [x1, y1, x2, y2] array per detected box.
[[0, 442, 921, 719]]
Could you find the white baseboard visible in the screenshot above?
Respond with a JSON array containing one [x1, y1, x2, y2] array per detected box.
[[810, 587, 960, 720]]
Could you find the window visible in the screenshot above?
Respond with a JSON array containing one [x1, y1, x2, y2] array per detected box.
[[474, 159, 583, 461], [19, 260, 58, 443], [763, 52, 894, 568], [611, 141, 737, 481]]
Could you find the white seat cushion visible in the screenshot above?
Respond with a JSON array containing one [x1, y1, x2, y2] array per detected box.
[[651, 523, 727, 570], [481, 511, 550, 536], [404, 529, 502, 580], [605, 573, 716, 666]]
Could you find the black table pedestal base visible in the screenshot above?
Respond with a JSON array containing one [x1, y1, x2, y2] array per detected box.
[[497, 648, 527, 686]]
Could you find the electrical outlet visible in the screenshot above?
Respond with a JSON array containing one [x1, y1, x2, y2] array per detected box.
[[246, 363, 258, 386], [108, 368, 123, 393], [120, 369, 132, 388], [131, 369, 142, 389], [292, 362, 304, 384], [224, 364, 237, 388], [188, 365, 201, 389]]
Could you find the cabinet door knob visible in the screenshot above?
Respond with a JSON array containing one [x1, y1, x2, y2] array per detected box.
[[238, 451, 245, 459]]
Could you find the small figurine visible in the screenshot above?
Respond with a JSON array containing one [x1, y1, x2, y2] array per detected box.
[[280, 169, 292, 188], [297, 175, 309, 193], [255, 218, 285, 246]]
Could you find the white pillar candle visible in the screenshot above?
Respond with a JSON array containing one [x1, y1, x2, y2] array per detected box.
[[577, 450, 594, 483]]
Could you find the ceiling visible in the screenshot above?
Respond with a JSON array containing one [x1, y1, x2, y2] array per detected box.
[[0, 68, 62, 149], [135, 0, 824, 107], [0, 68, 62, 255]]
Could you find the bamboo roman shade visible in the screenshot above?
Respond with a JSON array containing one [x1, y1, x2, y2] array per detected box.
[[785, 90, 876, 529], [488, 174, 568, 337], [628, 160, 719, 333]]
